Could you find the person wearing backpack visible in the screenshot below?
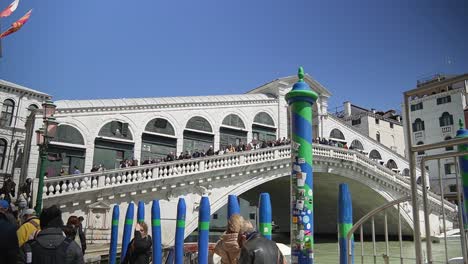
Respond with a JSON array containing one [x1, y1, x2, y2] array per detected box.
[[18, 205, 84, 264], [122, 222, 152, 264], [17, 209, 40, 247]]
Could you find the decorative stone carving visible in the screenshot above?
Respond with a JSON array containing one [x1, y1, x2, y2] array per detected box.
[[86, 201, 111, 243]]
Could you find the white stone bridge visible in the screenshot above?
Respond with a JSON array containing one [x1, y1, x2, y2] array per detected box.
[[41, 144, 457, 246]]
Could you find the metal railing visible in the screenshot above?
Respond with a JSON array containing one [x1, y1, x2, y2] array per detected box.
[[346, 196, 411, 264]]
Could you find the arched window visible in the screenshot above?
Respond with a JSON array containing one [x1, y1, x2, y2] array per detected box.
[[222, 114, 245, 129], [376, 131, 381, 143], [0, 139, 6, 169], [439, 112, 454, 127], [445, 136, 454, 151], [145, 118, 175, 136], [0, 99, 15, 127], [53, 125, 85, 145], [402, 168, 410, 176], [253, 112, 275, 127], [350, 140, 364, 150], [27, 104, 39, 117], [387, 159, 398, 170], [186, 116, 212, 133], [417, 141, 425, 155], [369, 149, 382, 160], [412, 118, 425, 132], [329, 129, 345, 140], [98, 121, 133, 140]]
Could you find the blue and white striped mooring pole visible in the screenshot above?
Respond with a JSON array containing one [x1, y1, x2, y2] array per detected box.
[[109, 205, 119, 264], [174, 197, 186, 264], [198, 196, 211, 263], [259, 193, 272, 240], [137, 200, 145, 223], [228, 194, 240, 220], [121, 202, 134, 263], [338, 183, 354, 264], [151, 200, 162, 264]]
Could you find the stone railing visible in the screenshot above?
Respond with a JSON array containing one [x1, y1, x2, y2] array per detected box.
[[42, 143, 456, 214], [43, 146, 291, 198]]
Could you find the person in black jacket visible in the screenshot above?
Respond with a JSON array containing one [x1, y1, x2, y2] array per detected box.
[[237, 220, 285, 264], [123, 222, 152, 264], [0, 210, 18, 264]]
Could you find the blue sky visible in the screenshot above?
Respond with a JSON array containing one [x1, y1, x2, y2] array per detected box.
[[0, 0, 466, 111]]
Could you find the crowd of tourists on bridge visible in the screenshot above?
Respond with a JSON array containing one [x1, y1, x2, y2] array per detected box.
[[0, 200, 87, 263]]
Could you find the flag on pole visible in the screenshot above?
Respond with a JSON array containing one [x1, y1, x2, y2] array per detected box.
[[0, 0, 20, 18], [0, 9, 31, 39]]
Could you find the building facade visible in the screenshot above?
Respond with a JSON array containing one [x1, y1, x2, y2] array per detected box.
[[0, 80, 50, 194], [338, 101, 406, 159], [403, 73, 468, 201]]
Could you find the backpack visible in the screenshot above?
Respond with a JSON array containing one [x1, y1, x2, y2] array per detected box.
[[23, 237, 73, 264]]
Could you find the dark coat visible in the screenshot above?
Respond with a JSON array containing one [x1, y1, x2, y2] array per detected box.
[[18, 227, 84, 264], [238, 232, 284, 264], [123, 231, 152, 264], [0, 213, 19, 264]]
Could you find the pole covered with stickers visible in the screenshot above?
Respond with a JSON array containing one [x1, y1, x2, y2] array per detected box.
[[286, 67, 318, 263]]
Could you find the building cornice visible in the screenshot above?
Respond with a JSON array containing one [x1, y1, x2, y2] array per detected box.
[[408, 87, 464, 105], [56, 99, 279, 114]]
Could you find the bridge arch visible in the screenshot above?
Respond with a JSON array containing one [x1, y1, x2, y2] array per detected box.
[[46, 124, 87, 176], [94, 120, 135, 170], [350, 139, 364, 151], [386, 159, 398, 172], [329, 128, 346, 143], [252, 112, 277, 142], [220, 114, 247, 149], [369, 149, 382, 160], [183, 116, 214, 153], [141, 118, 177, 161]]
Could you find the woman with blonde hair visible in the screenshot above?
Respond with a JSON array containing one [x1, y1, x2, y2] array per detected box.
[[214, 214, 243, 264]]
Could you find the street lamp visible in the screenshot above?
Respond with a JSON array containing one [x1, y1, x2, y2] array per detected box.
[[34, 100, 58, 215]]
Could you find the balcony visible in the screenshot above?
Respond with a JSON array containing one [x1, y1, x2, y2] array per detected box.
[[441, 125, 452, 136], [414, 131, 425, 141]]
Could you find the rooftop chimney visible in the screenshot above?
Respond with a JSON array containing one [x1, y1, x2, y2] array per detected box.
[[344, 101, 352, 117]]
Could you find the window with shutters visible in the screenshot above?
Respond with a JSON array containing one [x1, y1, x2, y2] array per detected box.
[[411, 102, 423, 111], [351, 118, 361, 126], [437, 95, 451, 105], [439, 112, 454, 127], [412, 119, 425, 132], [445, 163, 456, 174], [0, 139, 6, 169], [445, 136, 454, 151]]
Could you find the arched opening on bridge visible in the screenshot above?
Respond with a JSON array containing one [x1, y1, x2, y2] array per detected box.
[[386, 159, 398, 172], [46, 124, 86, 176], [141, 118, 177, 162], [350, 139, 364, 151], [252, 112, 276, 143], [94, 121, 134, 170], [329, 128, 346, 143], [369, 149, 382, 161], [220, 114, 247, 149], [183, 116, 214, 153], [402, 168, 410, 176]]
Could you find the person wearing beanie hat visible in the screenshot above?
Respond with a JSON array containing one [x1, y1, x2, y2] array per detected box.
[[17, 208, 40, 247], [18, 205, 84, 264], [0, 199, 17, 226]]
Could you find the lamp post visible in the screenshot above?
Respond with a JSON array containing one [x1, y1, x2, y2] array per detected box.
[[34, 100, 57, 215]]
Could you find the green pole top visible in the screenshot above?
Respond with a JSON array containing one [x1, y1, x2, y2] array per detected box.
[[298, 67, 304, 82], [460, 119, 464, 130]]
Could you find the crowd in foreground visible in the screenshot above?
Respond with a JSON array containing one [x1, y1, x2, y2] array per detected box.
[[0, 199, 285, 263], [0, 200, 86, 264]]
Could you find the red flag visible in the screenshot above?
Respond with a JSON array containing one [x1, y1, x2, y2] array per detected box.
[[0, 9, 32, 39], [0, 0, 19, 18]]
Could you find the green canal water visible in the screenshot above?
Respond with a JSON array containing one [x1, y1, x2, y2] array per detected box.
[[313, 240, 463, 263]]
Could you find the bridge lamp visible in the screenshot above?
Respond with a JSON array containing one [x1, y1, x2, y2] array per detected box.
[[34, 100, 59, 215]]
